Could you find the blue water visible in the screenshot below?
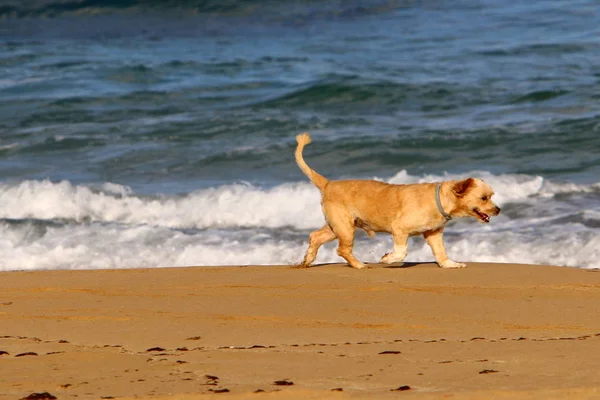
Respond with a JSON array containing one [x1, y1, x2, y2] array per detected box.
[[0, 0, 599, 270]]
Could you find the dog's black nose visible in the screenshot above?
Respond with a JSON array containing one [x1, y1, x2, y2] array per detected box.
[[496, 206, 501, 215]]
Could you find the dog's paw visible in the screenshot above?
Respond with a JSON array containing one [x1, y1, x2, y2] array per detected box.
[[380, 253, 393, 264], [352, 262, 368, 270], [439, 260, 467, 269], [380, 252, 406, 265]]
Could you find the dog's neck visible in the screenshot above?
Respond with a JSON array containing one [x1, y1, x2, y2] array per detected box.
[[435, 183, 452, 221]]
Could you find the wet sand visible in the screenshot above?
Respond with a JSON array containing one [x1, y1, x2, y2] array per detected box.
[[2, 262, 600, 399]]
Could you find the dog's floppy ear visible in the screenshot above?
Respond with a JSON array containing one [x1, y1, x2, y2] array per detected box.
[[452, 178, 476, 197]]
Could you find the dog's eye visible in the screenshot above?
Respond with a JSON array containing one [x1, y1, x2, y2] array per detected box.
[[481, 196, 488, 201]]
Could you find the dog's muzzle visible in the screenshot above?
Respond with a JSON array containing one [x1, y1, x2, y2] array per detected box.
[[474, 208, 491, 223]]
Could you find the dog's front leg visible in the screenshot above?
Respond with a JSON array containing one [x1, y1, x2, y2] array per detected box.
[[381, 231, 408, 265], [423, 229, 466, 268]]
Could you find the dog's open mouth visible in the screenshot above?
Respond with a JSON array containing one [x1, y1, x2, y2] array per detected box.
[[473, 208, 490, 223]]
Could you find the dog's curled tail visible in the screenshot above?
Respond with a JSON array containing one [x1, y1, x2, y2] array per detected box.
[[295, 132, 328, 192]]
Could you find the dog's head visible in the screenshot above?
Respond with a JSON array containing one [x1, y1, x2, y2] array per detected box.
[[451, 178, 501, 223]]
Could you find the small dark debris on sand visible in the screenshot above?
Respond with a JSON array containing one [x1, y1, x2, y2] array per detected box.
[[209, 388, 230, 393], [146, 347, 166, 352], [273, 379, 294, 386], [479, 369, 499, 374], [204, 375, 219, 386], [15, 352, 38, 357], [391, 385, 411, 391], [20, 393, 57, 400]]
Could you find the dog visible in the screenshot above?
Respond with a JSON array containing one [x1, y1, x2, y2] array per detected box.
[[295, 132, 500, 269]]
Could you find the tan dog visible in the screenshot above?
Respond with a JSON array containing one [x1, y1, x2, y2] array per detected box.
[[295, 132, 500, 269]]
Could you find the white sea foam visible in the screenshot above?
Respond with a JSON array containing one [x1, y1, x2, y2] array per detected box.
[[0, 171, 590, 231], [0, 171, 598, 271], [0, 220, 598, 271], [0, 179, 324, 229]]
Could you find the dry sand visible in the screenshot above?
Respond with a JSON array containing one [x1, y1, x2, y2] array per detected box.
[[2, 262, 600, 399]]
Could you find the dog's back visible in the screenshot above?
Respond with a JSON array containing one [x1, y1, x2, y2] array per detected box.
[[322, 180, 439, 234]]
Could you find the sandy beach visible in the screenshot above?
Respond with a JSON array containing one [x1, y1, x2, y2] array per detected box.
[[2, 262, 600, 399]]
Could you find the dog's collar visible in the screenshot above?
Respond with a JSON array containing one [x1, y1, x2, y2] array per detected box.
[[436, 183, 452, 221]]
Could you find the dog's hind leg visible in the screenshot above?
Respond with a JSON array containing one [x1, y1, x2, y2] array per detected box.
[[328, 217, 366, 270], [381, 230, 408, 265], [299, 225, 336, 267]]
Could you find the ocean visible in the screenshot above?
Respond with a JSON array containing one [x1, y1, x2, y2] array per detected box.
[[0, 0, 599, 271]]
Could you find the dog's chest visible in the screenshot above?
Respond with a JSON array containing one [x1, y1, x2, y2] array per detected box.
[[408, 218, 446, 236]]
